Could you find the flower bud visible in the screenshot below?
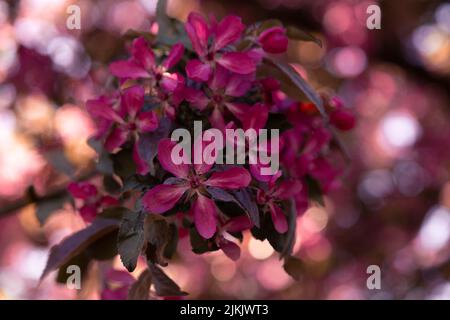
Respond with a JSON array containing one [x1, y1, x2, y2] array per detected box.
[[258, 27, 289, 54], [330, 109, 356, 131]]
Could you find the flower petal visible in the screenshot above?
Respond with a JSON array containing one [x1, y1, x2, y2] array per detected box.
[[269, 203, 288, 234], [99, 196, 120, 207], [208, 65, 229, 91], [162, 43, 185, 70], [185, 12, 210, 57], [250, 162, 280, 183], [272, 179, 303, 200], [109, 60, 149, 79], [242, 103, 268, 131], [86, 97, 121, 123], [142, 184, 188, 214], [157, 139, 190, 178], [209, 108, 226, 133], [131, 37, 155, 70], [186, 59, 212, 82], [225, 215, 253, 233], [136, 111, 159, 132], [219, 239, 241, 261], [122, 85, 144, 118], [132, 142, 150, 175], [79, 204, 98, 223], [216, 52, 256, 75], [184, 87, 209, 110], [68, 182, 98, 199], [193, 134, 217, 175], [105, 126, 129, 152], [160, 72, 181, 93], [225, 102, 248, 122], [214, 15, 245, 51], [205, 167, 251, 189], [225, 74, 253, 97], [193, 194, 217, 239]]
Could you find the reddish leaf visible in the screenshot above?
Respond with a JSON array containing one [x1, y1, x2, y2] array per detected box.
[[41, 218, 119, 281], [149, 264, 188, 297], [128, 269, 152, 300]]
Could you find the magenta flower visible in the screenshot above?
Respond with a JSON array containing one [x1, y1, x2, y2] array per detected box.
[[109, 37, 184, 92], [258, 26, 289, 54], [142, 138, 252, 239], [185, 65, 254, 131], [68, 182, 119, 223], [185, 12, 256, 82], [256, 177, 302, 233], [85, 94, 119, 139], [87, 85, 159, 153]]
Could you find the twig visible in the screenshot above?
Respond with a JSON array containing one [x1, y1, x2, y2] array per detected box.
[[0, 169, 97, 219]]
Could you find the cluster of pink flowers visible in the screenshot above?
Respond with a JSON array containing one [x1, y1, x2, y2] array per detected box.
[[75, 12, 354, 267]]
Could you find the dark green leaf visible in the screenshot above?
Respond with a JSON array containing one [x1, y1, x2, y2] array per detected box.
[[36, 195, 68, 226], [149, 264, 187, 297], [280, 199, 297, 258], [286, 26, 322, 47], [44, 150, 76, 177], [87, 230, 119, 260], [232, 188, 260, 228], [41, 218, 119, 281], [117, 210, 146, 272], [112, 148, 136, 178], [97, 206, 131, 220], [137, 117, 172, 175], [283, 256, 304, 281], [163, 224, 179, 260], [97, 151, 114, 174], [128, 269, 152, 300], [305, 175, 325, 206], [103, 175, 121, 193], [264, 57, 327, 119], [189, 227, 219, 254], [156, 0, 191, 48], [145, 215, 170, 266], [123, 29, 156, 43]]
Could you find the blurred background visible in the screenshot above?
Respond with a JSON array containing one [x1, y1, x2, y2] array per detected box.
[[0, 0, 449, 299]]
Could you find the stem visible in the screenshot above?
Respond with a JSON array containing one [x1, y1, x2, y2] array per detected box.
[[0, 169, 97, 219]]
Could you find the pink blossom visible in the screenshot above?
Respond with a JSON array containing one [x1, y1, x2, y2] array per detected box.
[[109, 37, 184, 92], [185, 12, 256, 82], [87, 85, 159, 154], [142, 139, 251, 239], [68, 182, 119, 223], [185, 65, 254, 131], [256, 177, 302, 233]]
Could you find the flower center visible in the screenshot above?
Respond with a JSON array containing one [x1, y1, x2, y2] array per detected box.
[[189, 175, 202, 189], [206, 52, 215, 61], [213, 94, 223, 104], [127, 122, 137, 131]]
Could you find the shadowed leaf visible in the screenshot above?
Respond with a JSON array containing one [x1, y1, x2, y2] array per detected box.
[[283, 256, 304, 281], [149, 264, 187, 297], [128, 269, 152, 300], [117, 210, 146, 272], [286, 26, 322, 47], [36, 195, 69, 226], [41, 218, 119, 281], [145, 215, 170, 266]]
